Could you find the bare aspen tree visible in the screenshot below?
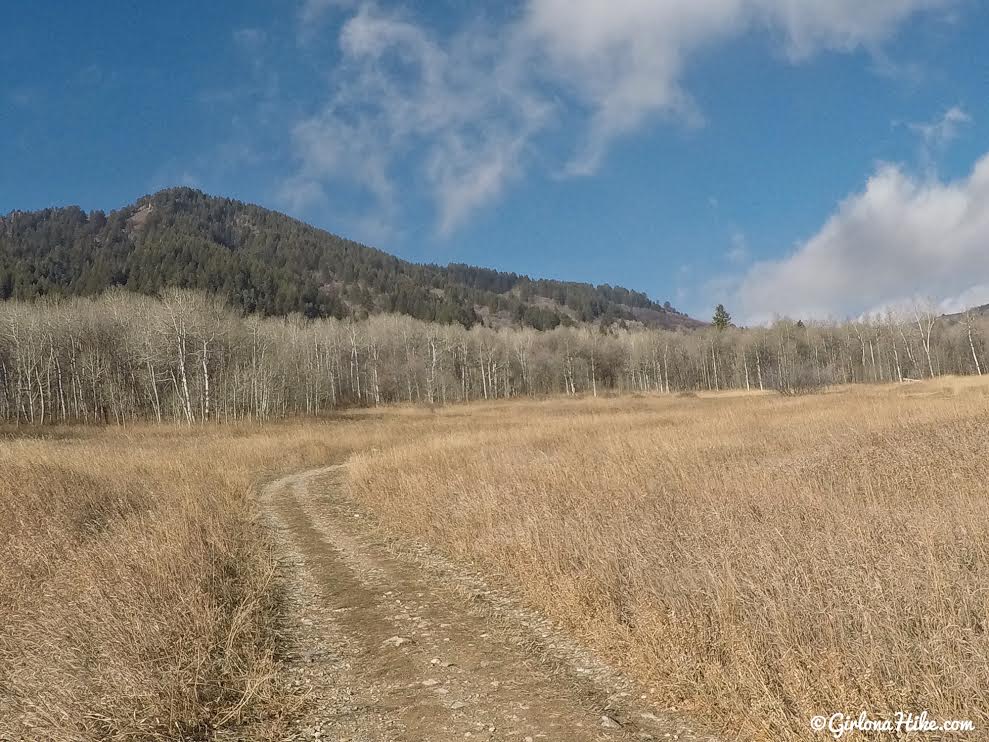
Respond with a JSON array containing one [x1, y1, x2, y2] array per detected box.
[[426, 329, 438, 405], [662, 340, 672, 393], [884, 312, 904, 383], [4, 289, 989, 422], [161, 292, 195, 424], [961, 310, 983, 376], [913, 302, 939, 378]]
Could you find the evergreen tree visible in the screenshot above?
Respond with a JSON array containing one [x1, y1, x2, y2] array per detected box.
[[0, 187, 697, 331], [713, 304, 732, 330]]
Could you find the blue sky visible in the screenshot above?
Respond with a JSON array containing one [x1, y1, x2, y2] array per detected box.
[[3, 1, 988, 322]]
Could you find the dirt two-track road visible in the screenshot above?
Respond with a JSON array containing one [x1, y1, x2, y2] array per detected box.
[[262, 466, 718, 742]]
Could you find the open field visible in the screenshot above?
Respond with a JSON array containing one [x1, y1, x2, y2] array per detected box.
[[347, 377, 989, 739], [0, 422, 381, 740], [2, 377, 987, 740]]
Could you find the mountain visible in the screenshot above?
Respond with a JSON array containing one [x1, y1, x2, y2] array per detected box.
[[951, 304, 989, 319], [0, 187, 701, 331]]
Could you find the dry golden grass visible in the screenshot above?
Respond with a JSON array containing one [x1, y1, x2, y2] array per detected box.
[[4, 378, 987, 740], [347, 378, 989, 740], [0, 421, 387, 741]]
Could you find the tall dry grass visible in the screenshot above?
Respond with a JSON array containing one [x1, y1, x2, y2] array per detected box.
[[5, 380, 987, 740], [0, 421, 383, 740], [347, 377, 989, 739]]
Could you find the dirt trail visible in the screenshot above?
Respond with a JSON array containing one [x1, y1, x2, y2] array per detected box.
[[263, 465, 718, 742]]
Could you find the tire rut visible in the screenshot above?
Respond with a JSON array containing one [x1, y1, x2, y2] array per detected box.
[[264, 465, 718, 742]]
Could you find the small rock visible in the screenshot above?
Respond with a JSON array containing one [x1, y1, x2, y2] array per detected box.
[[422, 678, 439, 686], [451, 701, 466, 710], [381, 636, 412, 648], [601, 715, 622, 729]]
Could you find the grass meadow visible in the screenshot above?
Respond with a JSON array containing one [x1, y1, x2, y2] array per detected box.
[[0, 423, 365, 740], [2, 376, 987, 739], [348, 377, 989, 739]]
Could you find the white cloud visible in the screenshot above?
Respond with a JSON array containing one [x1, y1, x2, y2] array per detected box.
[[909, 105, 972, 169], [284, 0, 956, 234], [426, 130, 529, 237], [522, 0, 955, 174], [276, 176, 327, 214], [732, 152, 989, 323], [284, 5, 551, 235], [755, 0, 953, 60], [918, 105, 971, 145], [299, 0, 354, 28], [938, 284, 989, 315], [521, 0, 733, 174]]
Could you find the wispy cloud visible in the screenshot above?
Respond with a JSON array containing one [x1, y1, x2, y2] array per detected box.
[[298, 0, 356, 37], [279, 0, 958, 235], [275, 176, 327, 214], [282, 5, 552, 236], [908, 105, 972, 170], [726, 230, 749, 264], [522, 0, 957, 175]]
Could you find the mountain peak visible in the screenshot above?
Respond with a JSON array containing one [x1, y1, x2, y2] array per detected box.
[[0, 191, 701, 330]]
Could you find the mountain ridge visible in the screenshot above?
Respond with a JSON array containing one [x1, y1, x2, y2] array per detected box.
[[0, 187, 703, 331]]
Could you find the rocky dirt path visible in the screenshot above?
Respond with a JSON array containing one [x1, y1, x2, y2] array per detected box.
[[262, 465, 719, 742]]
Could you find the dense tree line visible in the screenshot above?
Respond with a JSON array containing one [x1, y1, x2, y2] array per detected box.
[[1, 291, 984, 424], [0, 188, 696, 332]]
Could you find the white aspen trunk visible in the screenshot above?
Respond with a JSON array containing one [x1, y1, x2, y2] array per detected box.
[[663, 343, 670, 394], [915, 314, 936, 378], [897, 325, 918, 374], [427, 337, 437, 405], [176, 334, 193, 424], [479, 341, 489, 400], [36, 366, 45, 425], [367, 340, 381, 406], [201, 339, 210, 422], [967, 317, 983, 376], [890, 332, 903, 383], [54, 352, 66, 422], [147, 360, 162, 423], [350, 328, 362, 404], [590, 351, 597, 397]]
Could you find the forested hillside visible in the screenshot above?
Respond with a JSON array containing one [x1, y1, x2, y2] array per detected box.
[[0, 188, 699, 331]]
